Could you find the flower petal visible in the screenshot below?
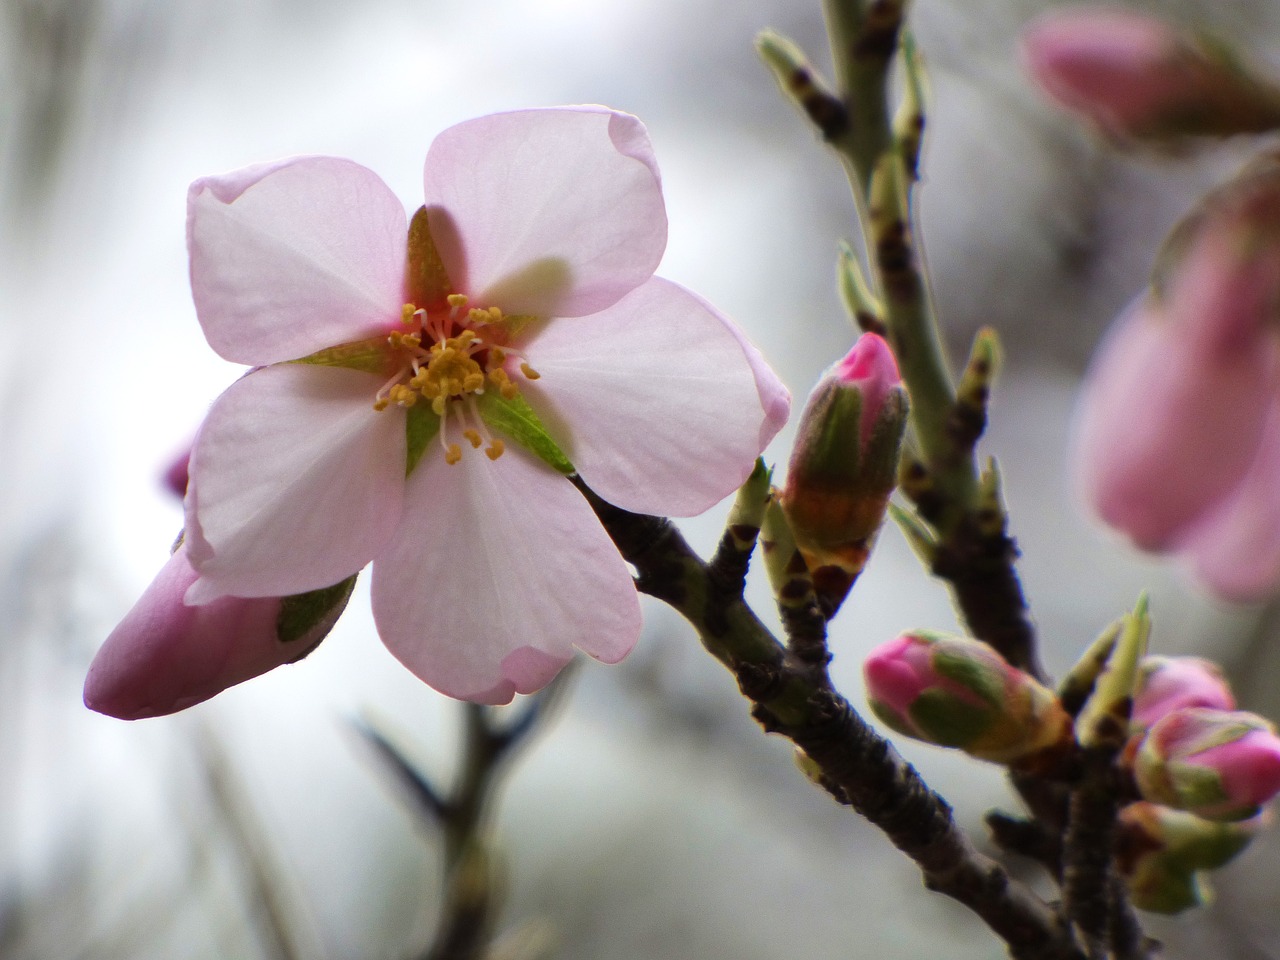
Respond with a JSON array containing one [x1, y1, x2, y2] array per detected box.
[[185, 364, 406, 601], [1183, 400, 1280, 602], [1072, 298, 1276, 549], [422, 107, 665, 319], [189, 157, 407, 365], [519, 277, 789, 516], [85, 545, 291, 719], [371, 441, 640, 704]]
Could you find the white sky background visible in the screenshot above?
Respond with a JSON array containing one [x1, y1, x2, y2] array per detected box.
[[4, 0, 1280, 957]]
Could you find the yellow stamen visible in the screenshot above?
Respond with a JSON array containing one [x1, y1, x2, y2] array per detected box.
[[519, 361, 541, 381], [388, 330, 421, 349], [444, 443, 462, 465], [401, 303, 417, 324], [463, 429, 483, 449], [373, 397, 390, 411], [447, 293, 469, 308], [485, 439, 505, 461]]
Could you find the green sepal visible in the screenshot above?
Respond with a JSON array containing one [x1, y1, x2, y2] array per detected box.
[[405, 404, 441, 477], [909, 690, 994, 749], [276, 574, 358, 656], [477, 391, 573, 474], [933, 646, 1005, 708], [291, 337, 393, 375]]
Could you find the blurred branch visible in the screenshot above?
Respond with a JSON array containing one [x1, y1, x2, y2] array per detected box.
[[357, 669, 575, 960]]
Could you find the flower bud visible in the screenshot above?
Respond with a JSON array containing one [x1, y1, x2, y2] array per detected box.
[[85, 543, 354, 720], [1132, 656, 1236, 730], [781, 333, 908, 617], [1116, 801, 1262, 914], [1134, 708, 1280, 820], [863, 630, 1072, 766], [1021, 9, 1280, 144]]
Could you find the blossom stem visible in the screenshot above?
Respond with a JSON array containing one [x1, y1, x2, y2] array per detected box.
[[581, 483, 1088, 960], [772, 0, 1044, 678]]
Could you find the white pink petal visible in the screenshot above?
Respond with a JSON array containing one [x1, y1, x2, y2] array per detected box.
[[189, 156, 407, 365], [422, 107, 666, 319], [370, 440, 640, 704], [185, 364, 407, 602], [519, 277, 788, 516]]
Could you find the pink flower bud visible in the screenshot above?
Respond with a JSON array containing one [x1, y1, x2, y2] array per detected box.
[[1132, 656, 1236, 729], [163, 447, 192, 498], [85, 544, 353, 719], [1073, 163, 1280, 568], [1021, 8, 1280, 143], [863, 630, 1072, 766], [782, 334, 908, 616], [1134, 708, 1280, 820]]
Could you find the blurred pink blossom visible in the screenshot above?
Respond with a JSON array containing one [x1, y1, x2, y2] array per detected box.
[[1073, 164, 1280, 600], [1021, 7, 1280, 142], [98, 106, 788, 708]]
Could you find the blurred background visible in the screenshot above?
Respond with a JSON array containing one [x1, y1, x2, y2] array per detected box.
[[4, 0, 1280, 956]]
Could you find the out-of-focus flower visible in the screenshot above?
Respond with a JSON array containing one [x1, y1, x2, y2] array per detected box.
[[1132, 656, 1236, 730], [1020, 8, 1280, 143], [1073, 161, 1280, 600], [1134, 707, 1280, 821], [1116, 801, 1262, 913], [85, 544, 353, 720], [863, 630, 1072, 766], [163, 447, 191, 497], [780, 333, 907, 616], [103, 107, 788, 707]]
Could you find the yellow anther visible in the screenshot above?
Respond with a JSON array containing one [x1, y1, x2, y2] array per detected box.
[[467, 306, 504, 326], [489, 347, 507, 365], [432, 397, 447, 416], [519, 362, 541, 381], [463, 429, 483, 449], [401, 303, 417, 324], [373, 397, 390, 411], [388, 384, 418, 408], [388, 330, 421, 349], [486, 439, 505, 461], [447, 294, 469, 308], [445, 443, 462, 465]]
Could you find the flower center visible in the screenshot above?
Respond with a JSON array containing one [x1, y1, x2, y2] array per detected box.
[[373, 294, 540, 465]]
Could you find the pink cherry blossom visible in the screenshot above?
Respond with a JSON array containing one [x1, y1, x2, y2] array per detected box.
[[85, 544, 345, 719], [155, 106, 787, 705], [1020, 8, 1280, 142], [1072, 164, 1280, 598], [1020, 9, 1188, 139]]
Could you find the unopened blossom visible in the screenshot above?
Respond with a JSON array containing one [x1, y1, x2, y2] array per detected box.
[[1116, 801, 1261, 913], [1132, 656, 1236, 730], [863, 630, 1071, 766], [102, 107, 788, 707], [1073, 162, 1280, 599], [85, 544, 353, 719], [1020, 8, 1280, 143], [781, 333, 907, 616], [1135, 707, 1280, 821]]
